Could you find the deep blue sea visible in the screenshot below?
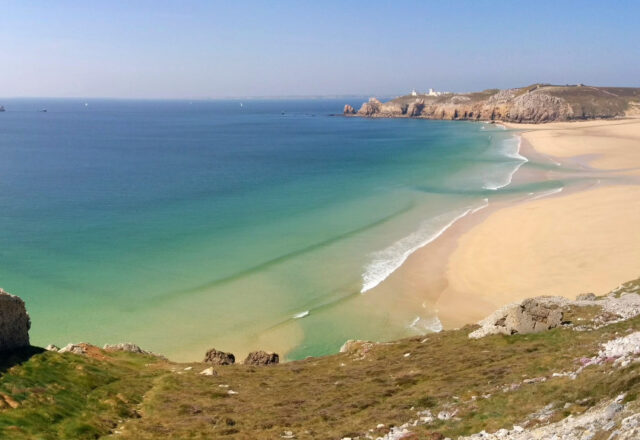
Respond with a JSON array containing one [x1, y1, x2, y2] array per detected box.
[[0, 98, 557, 360]]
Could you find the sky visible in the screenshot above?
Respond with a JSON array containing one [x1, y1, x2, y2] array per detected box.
[[1, 0, 639, 99]]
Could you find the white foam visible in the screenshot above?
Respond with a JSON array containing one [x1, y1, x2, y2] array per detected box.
[[409, 315, 443, 333], [293, 310, 310, 319], [361, 200, 489, 293], [529, 187, 563, 201], [471, 198, 489, 213], [483, 135, 528, 190]]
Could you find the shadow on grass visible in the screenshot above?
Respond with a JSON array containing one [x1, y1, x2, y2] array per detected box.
[[0, 346, 45, 374]]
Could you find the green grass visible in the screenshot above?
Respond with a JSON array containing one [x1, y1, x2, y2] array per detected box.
[[0, 350, 166, 439]]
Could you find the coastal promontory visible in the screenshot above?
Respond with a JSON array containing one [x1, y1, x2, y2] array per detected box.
[[346, 84, 640, 123]]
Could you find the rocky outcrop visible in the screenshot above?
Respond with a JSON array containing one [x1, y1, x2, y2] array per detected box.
[[59, 343, 89, 355], [244, 350, 279, 365], [469, 298, 563, 339], [470, 293, 640, 339], [203, 348, 235, 365], [0, 288, 30, 352], [357, 97, 382, 116], [345, 84, 640, 123], [343, 104, 356, 115], [340, 339, 376, 357], [576, 292, 597, 301], [459, 395, 637, 440], [104, 343, 148, 354]]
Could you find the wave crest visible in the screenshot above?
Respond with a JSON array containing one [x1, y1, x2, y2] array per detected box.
[[360, 199, 489, 293]]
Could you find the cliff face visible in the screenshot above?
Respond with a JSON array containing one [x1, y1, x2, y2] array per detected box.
[[0, 288, 30, 351], [347, 84, 640, 123]]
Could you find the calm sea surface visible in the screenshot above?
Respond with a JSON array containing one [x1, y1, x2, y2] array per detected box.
[[0, 98, 560, 360]]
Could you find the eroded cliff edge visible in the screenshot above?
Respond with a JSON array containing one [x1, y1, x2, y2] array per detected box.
[[345, 84, 640, 123]]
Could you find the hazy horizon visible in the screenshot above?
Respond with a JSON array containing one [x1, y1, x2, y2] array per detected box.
[[1, 0, 639, 99]]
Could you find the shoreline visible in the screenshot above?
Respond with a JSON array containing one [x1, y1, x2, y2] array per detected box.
[[368, 117, 640, 332]]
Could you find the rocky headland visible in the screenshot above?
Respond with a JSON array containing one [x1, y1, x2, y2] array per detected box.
[[345, 84, 640, 123], [1, 279, 640, 439]]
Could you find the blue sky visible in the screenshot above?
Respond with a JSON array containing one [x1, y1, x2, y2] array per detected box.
[[1, 0, 639, 98]]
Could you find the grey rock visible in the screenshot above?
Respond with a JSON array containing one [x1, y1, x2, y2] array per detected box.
[[103, 343, 148, 354], [244, 350, 279, 366], [203, 348, 235, 365], [604, 403, 623, 420], [0, 288, 31, 351], [577, 293, 597, 301], [45, 344, 59, 352], [59, 343, 87, 355], [470, 298, 563, 338], [340, 339, 375, 357]]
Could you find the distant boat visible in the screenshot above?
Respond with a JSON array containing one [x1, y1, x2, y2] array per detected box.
[[0, 105, 5, 112], [240, 102, 243, 107], [40, 109, 47, 113]]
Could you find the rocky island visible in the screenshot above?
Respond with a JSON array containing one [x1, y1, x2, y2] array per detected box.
[[2, 280, 640, 439], [345, 84, 640, 123]]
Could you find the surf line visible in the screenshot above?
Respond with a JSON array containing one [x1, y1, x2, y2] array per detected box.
[[360, 199, 489, 294]]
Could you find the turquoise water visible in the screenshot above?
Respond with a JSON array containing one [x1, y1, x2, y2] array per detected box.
[[0, 99, 558, 360]]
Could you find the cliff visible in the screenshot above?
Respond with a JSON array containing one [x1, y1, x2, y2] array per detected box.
[[0, 288, 30, 352], [347, 84, 640, 123], [1, 280, 640, 439]]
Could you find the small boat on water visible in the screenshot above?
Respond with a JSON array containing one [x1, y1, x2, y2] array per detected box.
[[40, 109, 47, 113], [0, 105, 5, 112]]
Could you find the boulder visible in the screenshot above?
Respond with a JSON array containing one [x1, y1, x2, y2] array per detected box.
[[203, 348, 235, 365], [243, 350, 279, 366], [340, 339, 375, 354], [0, 288, 31, 352], [199, 367, 217, 376], [59, 343, 88, 355], [103, 343, 148, 354], [577, 292, 598, 301], [45, 344, 59, 352], [469, 298, 563, 339]]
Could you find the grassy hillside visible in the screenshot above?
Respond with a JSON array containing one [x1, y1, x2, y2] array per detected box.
[[1, 281, 639, 439]]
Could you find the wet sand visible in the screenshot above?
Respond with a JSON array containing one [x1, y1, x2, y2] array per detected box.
[[378, 118, 640, 329]]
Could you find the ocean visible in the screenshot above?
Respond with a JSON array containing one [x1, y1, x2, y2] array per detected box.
[[0, 98, 560, 360]]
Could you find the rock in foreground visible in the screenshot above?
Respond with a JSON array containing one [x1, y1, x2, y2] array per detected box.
[[203, 348, 235, 365], [244, 350, 279, 365], [0, 288, 31, 352], [469, 298, 564, 339]]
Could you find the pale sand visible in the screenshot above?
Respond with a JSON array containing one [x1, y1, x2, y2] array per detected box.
[[434, 118, 640, 327]]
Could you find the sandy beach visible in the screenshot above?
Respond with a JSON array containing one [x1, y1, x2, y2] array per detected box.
[[381, 117, 640, 329]]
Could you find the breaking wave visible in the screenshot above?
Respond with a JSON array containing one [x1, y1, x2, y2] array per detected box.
[[360, 199, 489, 293]]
